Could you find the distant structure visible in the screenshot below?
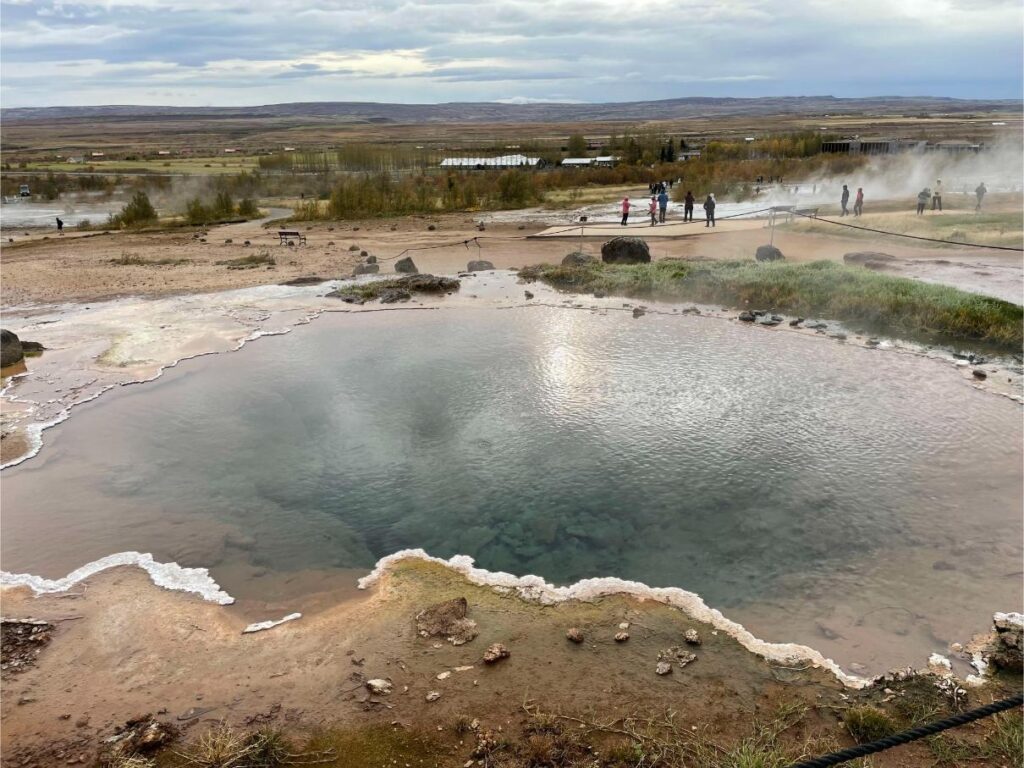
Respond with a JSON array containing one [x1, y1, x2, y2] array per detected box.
[[561, 157, 594, 167], [821, 138, 983, 155], [593, 156, 618, 167], [440, 154, 545, 170]]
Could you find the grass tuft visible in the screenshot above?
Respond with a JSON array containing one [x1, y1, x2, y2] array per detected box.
[[520, 259, 1023, 348], [109, 253, 191, 267], [843, 706, 899, 744], [215, 252, 275, 270]]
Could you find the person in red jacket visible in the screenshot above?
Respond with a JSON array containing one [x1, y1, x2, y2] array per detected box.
[[853, 188, 864, 216], [620, 197, 631, 226]]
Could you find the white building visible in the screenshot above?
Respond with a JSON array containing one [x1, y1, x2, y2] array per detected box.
[[561, 157, 594, 167], [440, 154, 544, 170]]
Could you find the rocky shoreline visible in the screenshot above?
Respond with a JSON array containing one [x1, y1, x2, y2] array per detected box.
[[1, 555, 1020, 767]]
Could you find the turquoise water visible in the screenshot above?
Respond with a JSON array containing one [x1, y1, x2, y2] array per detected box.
[[2, 306, 1021, 665]]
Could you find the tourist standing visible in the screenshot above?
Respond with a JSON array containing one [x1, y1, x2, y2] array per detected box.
[[840, 185, 850, 216], [55, 217, 64, 234], [932, 179, 943, 211], [975, 182, 987, 211], [657, 189, 669, 223], [649, 197, 658, 226], [703, 194, 716, 227], [916, 188, 930, 215], [621, 197, 631, 226], [684, 190, 695, 222], [853, 188, 864, 217]]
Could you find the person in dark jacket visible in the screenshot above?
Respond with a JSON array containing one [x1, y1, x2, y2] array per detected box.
[[703, 194, 716, 227], [683, 191, 695, 222], [916, 188, 930, 215], [56, 217, 64, 234], [975, 182, 987, 211], [840, 185, 850, 216]]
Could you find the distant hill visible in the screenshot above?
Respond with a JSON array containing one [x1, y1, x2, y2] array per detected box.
[[3, 96, 1020, 124]]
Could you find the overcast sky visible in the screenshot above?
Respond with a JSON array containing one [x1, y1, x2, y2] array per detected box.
[[1, 0, 1022, 107]]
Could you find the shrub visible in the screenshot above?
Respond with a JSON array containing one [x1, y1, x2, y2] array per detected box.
[[109, 192, 157, 228]]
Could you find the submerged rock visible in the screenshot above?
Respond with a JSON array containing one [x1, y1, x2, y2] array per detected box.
[[483, 643, 510, 664], [395, 256, 419, 273], [101, 715, 178, 763], [280, 276, 326, 286], [614, 632, 630, 643], [655, 661, 672, 676], [755, 245, 785, 262], [467, 260, 495, 272], [601, 237, 650, 265], [684, 629, 701, 646], [415, 597, 479, 646], [659, 647, 696, 668], [425, 691, 441, 702], [379, 289, 412, 304], [566, 628, 584, 644]]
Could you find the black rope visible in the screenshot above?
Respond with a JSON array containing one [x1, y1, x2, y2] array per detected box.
[[788, 693, 1023, 768], [790, 210, 1024, 252]]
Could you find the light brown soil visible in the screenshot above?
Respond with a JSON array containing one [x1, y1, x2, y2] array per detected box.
[[0, 559, 1004, 767], [3, 200, 1021, 308]]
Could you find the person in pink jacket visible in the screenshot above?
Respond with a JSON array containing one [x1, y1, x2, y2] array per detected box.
[[620, 197, 631, 226], [648, 197, 658, 226]]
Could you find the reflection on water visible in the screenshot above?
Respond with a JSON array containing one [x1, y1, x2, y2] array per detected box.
[[2, 307, 1021, 670]]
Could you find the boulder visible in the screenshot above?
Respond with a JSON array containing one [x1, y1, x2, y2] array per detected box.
[[1, 329, 24, 368], [989, 613, 1023, 673], [467, 260, 495, 272], [395, 256, 418, 274], [601, 237, 650, 265], [755, 245, 785, 262], [738, 311, 756, 322], [365, 679, 392, 695], [415, 597, 479, 646], [562, 251, 595, 267], [353, 263, 380, 275], [365, 255, 377, 264]]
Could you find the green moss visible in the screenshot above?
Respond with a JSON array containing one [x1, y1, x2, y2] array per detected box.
[[520, 259, 1024, 348]]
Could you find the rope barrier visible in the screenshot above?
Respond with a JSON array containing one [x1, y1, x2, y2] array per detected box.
[[788, 693, 1023, 768], [789, 210, 1024, 252]]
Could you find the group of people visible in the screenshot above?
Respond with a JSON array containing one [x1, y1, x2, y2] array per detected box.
[[619, 190, 717, 227], [839, 185, 864, 217]]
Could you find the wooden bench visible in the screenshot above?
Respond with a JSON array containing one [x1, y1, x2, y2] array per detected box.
[[278, 230, 306, 245]]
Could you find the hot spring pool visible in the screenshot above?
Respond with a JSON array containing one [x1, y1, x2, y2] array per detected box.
[[2, 306, 1020, 673]]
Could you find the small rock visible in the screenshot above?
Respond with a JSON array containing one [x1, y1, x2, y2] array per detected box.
[[593, 290, 606, 298], [224, 238, 232, 244], [353, 263, 380, 275], [467, 260, 495, 272], [365, 679, 393, 695], [243, 240, 251, 246], [566, 628, 584, 644], [427, 224, 437, 231], [482, 643, 510, 664], [425, 691, 441, 702], [395, 256, 418, 274], [972, 369, 987, 380], [349, 245, 360, 251], [619, 622, 630, 630], [789, 317, 804, 326], [366, 254, 377, 264], [684, 629, 701, 646], [738, 311, 756, 322], [655, 661, 672, 676], [524, 291, 534, 300], [632, 307, 645, 318], [614, 632, 630, 643]]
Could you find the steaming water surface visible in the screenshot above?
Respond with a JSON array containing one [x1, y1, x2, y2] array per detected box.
[[2, 307, 1021, 671]]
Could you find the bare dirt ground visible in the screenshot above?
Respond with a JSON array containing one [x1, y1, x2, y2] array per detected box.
[[2, 194, 1021, 308], [0, 559, 1012, 767]]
